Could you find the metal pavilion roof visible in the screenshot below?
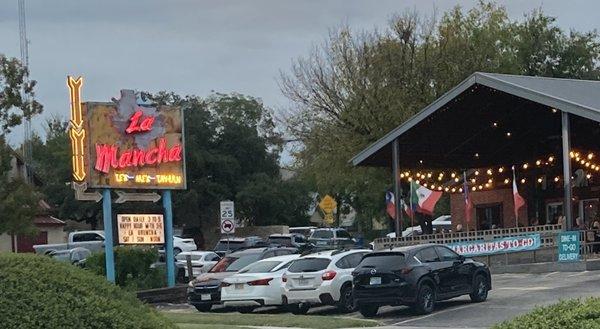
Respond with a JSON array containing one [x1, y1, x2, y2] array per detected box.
[[351, 72, 600, 169]]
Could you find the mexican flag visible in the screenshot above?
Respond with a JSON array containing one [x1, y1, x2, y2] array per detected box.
[[410, 181, 443, 216]]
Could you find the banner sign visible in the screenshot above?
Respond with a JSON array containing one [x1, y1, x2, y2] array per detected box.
[[447, 234, 541, 257], [117, 214, 164, 244], [68, 78, 186, 190], [558, 231, 580, 262]]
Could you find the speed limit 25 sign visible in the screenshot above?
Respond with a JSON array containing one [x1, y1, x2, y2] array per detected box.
[[220, 201, 235, 234]]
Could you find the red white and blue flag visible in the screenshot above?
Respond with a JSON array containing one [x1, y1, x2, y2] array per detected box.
[[386, 191, 414, 219]]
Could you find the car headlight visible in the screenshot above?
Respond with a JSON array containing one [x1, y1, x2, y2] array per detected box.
[[188, 280, 196, 287]]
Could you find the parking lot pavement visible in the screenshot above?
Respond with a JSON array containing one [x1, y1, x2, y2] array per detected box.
[[162, 271, 600, 328]]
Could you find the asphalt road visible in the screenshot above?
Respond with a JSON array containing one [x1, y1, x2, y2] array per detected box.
[[161, 271, 600, 329]]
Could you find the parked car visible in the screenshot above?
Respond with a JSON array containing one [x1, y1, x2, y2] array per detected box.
[[308, 228, 355, 249], [267, 233, 308, 248], [176, 251, 221, 278], [187, 246, 296, 312], [387, 215, 453, 238], [159, 236, 198, 256], [48, 247, 91, 266], [34, 231, 105, 255], [282, 249, 371, 314], [289, 226, 317, 237], [221, 254, 301, 312], [352, 244, 491, 317], [213, 236, 263, 256]]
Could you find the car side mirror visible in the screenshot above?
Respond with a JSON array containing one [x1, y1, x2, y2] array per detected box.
[[456, 255, 465, 263]]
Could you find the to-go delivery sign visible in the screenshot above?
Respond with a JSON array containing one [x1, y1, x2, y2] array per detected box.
[[117, 214, 164, 244]]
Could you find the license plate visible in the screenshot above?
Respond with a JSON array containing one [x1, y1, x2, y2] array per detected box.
[[298, 279, 309, 285], [201, 294, 211, 300], [369, 277, 382, 285], [235, 284, 244, 290]]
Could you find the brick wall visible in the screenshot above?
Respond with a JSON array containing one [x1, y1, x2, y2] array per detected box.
[[450, 188, 528, 230]]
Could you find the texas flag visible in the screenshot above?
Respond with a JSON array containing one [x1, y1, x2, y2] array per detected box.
[[385, 191, 396, 219], [410, 181, 443, 216], [512, 170, 526, 220]]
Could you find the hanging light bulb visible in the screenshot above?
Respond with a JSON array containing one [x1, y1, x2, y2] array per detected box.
[[474, 170, 480, 176], [459, 188, 463, 193], [472, 186, 477, 191], [400, 173, 405, 178], [420, 174, 426, 179], [485, 183, 490, 188], [520, 178, 526, 184], [506, 132, 512, 137], [588, 153, 594, 160], [451, 188, 456, 193], [423, 183, 428, 187], [451, 172, 456, 178], [522, 163, 529, 169], [504, 178, 510, 184], [415, 180, 420, 184], [536, 160, 542, 166], [570, 151, 575, 158], [498, 167, 504, 173], [537, 177, 543, 183], [554, 176, 560, 182], [548, 156, 554, 162], [430, 184, 435, 189], [488, 178, 493, 184], [492, 122, 498, 127], [454, 177, 460, 182], [437, 186, 443, 191], [581, 159, 586, 165], [471, 178, 476, 183], [552, 108, 558, 113], [586, 162, 591, 167], [408, 177, 413, 182], [478, 185, 483, 190], [427, 173, 432, 178], [444, 187, 450, 192], [587, 173, 592, 179], [487, 169, 493, 175]]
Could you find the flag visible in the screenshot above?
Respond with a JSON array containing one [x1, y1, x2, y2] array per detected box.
[[385, 191, 396, 219], [463, 172, 473, 223], [401, 199, 414, 219], [512, 168, 526, 221], [410, 181, 443, 215]]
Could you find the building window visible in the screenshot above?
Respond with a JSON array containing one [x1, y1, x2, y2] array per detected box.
[[476, 203, 503, 230]]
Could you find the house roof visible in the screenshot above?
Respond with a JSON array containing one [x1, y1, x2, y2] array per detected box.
[[351, 72, 600, 168], [34, 215, 66, 227]]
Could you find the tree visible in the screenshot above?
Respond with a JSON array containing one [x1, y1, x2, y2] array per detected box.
[[280, 2, 600, 234]]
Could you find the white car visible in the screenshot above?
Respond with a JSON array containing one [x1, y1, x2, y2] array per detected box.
[[282, 249, 371, 314], [386, 215, 452, 238], [160, 236, 197, 256], [176, 251, 221, 278], [221, 254, 301, 312]]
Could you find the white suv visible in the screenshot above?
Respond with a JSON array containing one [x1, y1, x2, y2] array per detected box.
[[282, 249, 371, 314]]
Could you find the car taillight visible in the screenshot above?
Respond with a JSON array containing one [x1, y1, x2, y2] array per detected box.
[[220, 282, 231, 288], [247, 278, 273, 286], [322, 270, 337, 281], [282, 275, 287, 283]]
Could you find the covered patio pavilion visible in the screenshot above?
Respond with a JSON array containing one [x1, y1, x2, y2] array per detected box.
[[351, 72, 600, 237]]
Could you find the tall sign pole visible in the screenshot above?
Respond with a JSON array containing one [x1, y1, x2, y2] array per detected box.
[[163, 190, 175, 287], [561, 111, 573, 230], [102, 189, 115, 282]]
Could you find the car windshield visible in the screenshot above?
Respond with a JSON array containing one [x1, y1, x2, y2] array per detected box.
[[287, 258, 330, 272], [225, 254, 262, 272], [239, 260, 281, 273], [358, 253, 406, 270], [214, 241, 245, 251], [268, 236, 292, 246], [311, 230, 333, 239], [209, 256, 237, 273]]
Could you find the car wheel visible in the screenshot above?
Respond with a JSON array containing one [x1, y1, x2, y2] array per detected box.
[[412, 283, 435, 315], [194, 304, 212, 312], [174, 247, 182, 256], [469, 274, 488, 302], [288, 303, 310, 315], [237, 306, 255, 314], [359, 305, 379, 318], [337, 285, 356, 313]]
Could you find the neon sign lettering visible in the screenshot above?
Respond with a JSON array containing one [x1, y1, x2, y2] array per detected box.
[[126, 110, 155, 134], [95, 138, 182, 174]]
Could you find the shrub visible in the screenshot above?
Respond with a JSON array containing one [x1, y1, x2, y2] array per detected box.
[[0, 253, 175, 329], [494, 298, 600, 329], [85, 246, 165, 290]]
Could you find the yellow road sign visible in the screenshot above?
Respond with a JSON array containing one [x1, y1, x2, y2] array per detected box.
[[324, 213, 334, 224], [319, 195, 337, 214]]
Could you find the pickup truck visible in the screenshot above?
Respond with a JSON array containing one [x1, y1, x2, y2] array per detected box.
[[33, 231, 105, 255]]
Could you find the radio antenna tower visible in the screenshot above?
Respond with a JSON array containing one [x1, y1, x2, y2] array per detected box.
[[19, 0, 33, 183]]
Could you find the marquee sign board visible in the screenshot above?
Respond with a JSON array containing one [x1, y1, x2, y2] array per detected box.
[[117, 214, 165, 244], [68, 77, 186, 190]]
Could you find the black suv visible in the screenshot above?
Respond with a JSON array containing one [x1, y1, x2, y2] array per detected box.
[[187, 247, 296, 312], [352, 244, 491, 317]]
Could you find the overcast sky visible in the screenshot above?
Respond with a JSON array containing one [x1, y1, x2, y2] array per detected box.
[[2, 0, 599, 152]]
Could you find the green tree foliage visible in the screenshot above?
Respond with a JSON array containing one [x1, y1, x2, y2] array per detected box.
[[0, 54, 43, 235], [280, 2, 600, 232]]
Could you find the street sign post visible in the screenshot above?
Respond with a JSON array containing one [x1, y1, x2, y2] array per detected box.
[[220, 201, 235, 234]]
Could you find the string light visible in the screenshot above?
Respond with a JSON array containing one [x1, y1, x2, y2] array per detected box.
[[498, 167, 504, 173], [535, 160, 542, 166], [451, 188, 456, 192], [454, 177, 460, 182], [471, 186, 477, 191], [554, 176, 560, 182], [504, 178, 510, 184], [451, 172, 456, 178], [520, 178, 526, 184], [548, 156, 554, 162], [587, 173, 592, 179], [474, 170, 480, 176], [522, 163, 529, 169], [537, 177, 543, 183], [506, 132, 512, 137], [487, 169, 493, 175], [471, 178, 476, 183]]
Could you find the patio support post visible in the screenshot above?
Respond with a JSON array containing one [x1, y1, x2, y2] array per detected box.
[[392, 139, 403, 237], [561, 111, 573, 231]]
